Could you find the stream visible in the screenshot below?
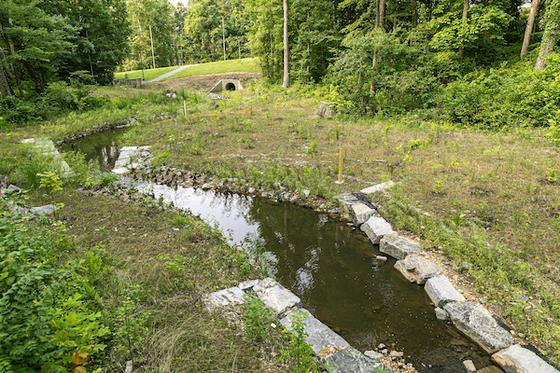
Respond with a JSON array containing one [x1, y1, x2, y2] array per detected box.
[[62, 129, 495, 372]]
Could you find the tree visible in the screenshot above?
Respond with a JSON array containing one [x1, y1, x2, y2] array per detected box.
[[535, 0, 560, 70], [520, 0, 540, 58], [127, 0, 174, 69], [283, 0, 290, 88], [0, 0, 72, 94]]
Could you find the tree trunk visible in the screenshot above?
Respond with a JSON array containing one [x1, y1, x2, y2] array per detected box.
[[521, 0, 540, 58], [535, 0, 560, 69], [0, 63, 11, 97], [458, 0, 469, 56], [23, 61, 44, 93], [282, 0, 289, 88], [379, 0, 385, 28]]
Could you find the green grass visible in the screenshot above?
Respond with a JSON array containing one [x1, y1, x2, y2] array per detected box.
[[163, 58, 260, 81], [115, 65, 179, 80], [115, 58, 260, 82]]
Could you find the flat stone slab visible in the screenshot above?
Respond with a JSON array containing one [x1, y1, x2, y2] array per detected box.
[[112, 146, 151, 175], [360, 181, 395, 194], [253, 278, 301, 315], [325, 347, 387, 373], [492, 344, 559, 373], [425, 275, 465, 307], [21, 138, 73, 177], [361, 216, 393, 244], [30, 204, 57, 216], [379, 233, 419, 259], [444, 301, 515, 353], [280, 308, 350, 355], [349, 202, 376, 225], [394, 254, 441, 284], [206, 278, 300, 316], [206, 286, 246, 307]]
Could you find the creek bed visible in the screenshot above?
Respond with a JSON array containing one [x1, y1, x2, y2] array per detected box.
[[61, 129, 495, 372]]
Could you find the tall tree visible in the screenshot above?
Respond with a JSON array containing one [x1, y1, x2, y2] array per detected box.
[[458, 0, 469, 56], [535, 0, 560, 69], [520, 0, 540, 58], [283, 0, 290, 88]]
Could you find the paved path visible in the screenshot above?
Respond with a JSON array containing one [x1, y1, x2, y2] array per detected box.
[[145, 65, 192, 83]]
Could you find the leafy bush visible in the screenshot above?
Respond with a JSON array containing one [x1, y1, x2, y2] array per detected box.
[[242, 294, 273, 341], [0, 81, 110, 128], [0, 195, 109, 372]]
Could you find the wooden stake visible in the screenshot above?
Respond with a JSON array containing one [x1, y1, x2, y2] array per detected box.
[[183, 100, 187, 117], [337, 147, 344, 184]]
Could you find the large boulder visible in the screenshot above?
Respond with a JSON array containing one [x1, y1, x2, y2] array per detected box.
[[317, 101, 335, 118], [443, 302, 515, 353], [324, 347, 388, 373], [30, 204, 57, 216], [280, 308, 350, 355], [379, 233, 420, 259], [361, 216, 394, 244], [205, 286, 245, 307], [425, 275, 465, 307], [492, 344, 559, 373], [112, 146, 151, 175], [394, 254, 441, 284], [253, 278, 301, 315], [349, 202, 376, 226]]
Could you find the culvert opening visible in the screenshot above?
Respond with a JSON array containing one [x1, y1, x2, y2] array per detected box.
[[225, 82, 236, 91]]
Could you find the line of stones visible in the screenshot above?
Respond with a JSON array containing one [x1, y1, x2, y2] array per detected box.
[[206, 278, 391, 373], [337, 192, 558, 373]]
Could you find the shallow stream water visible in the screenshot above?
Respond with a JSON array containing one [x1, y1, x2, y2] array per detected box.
[[62, 129, 496, 372]]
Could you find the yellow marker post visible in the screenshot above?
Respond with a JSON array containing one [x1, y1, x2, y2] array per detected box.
[[183, 100, 187, 117], [336, 147, 344, 184]]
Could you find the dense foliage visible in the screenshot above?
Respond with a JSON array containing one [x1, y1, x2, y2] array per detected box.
[[0, 193, 108, 371]]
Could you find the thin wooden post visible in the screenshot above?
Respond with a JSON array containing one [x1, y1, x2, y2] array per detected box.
[[337, 148, 344, 184], [149, 24, 156, 69], [183, 100, 187, 117], [222, 16, 226, 61]]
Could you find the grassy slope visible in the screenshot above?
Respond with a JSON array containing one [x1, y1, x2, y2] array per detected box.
[[114, 58, 260, 82], [115, 66, 179, 80], [118, 85, 560, 365], [163, 58, 259, 81], [31, 190, 286, 372]]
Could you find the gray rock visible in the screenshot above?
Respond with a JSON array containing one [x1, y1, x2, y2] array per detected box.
[[303, 189, 310, 198], [376, 255, 388, 262], [6, 184, 23, 193], [280, 308, 350, 355], [206, 286, 245, 307], [463, 360, 477, 372], [30, 204, 57, 216], [435, 307, 450, 321], [444, 302, 515, 353], [394, 254, 441, 284], [492, 344, 559, 373], [364, 350, 384, 360], [10, 204, 29, 217], [379, 233, 420, 259], [317, 101, 335, 118], [425, 275, 465, 307], [253, 278, 301, 315], [361, 216, 393, 244], [349, 202, 376, 225], [360, 181, 395, 194], [325, 347, 387, 373], [21, 138, 73, 177], [112, 146, 151, 175]]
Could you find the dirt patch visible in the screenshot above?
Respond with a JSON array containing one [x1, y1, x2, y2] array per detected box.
[[152, 72, 261, 91]]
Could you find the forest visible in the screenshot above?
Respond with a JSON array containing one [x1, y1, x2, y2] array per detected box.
[[1, 0, 559, 130]]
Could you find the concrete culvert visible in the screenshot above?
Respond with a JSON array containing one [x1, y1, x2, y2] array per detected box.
[[209, 79, 243, 93]]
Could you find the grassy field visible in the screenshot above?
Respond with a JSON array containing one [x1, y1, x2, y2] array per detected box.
[[114, 58, 260, 82], [162, 58, 259, 81], [2, 81, 560, 367], [115, 84, 560, 365], [115, 65, 179, 80], [27, 190, 287, 372]]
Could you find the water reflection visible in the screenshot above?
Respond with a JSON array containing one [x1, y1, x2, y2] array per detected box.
[[132, 181, 491, 372]]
